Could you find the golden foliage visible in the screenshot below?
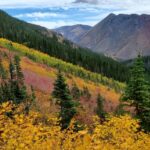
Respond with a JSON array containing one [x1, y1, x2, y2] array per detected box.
[[0, 102, 150, 150]]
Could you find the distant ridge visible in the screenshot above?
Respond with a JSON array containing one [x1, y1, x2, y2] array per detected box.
[[54, 24, 92, 44], [76, 13, 150, 60]]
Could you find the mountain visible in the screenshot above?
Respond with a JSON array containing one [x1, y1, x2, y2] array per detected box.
[[0, 10, 129, 82], [78, 14, 150, 60], [54, 24, 92, 43]]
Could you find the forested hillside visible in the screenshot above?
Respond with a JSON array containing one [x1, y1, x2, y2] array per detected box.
[[0, 38, 124, 92], [0, 38, 124, 127], [0, 39, 150, 149], [0, 10, 129, 82]]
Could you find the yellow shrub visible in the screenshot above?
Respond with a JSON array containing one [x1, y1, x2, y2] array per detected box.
[[0, 102, 149, 150]]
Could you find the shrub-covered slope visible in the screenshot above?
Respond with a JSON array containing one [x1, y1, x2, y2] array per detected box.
[[0, 38, 124, 122]]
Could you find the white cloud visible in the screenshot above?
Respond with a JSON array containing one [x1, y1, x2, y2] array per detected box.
[[15, 12, 67, 18], [1, 0, 150, 15], [74, 0, 150, 14], [30, 20, 97, 29], [0, 0, 74, 8], [74, 0, 98, 4]]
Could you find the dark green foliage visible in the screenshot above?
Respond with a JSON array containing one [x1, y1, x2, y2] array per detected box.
[[0, 58, 7, 79], [123, 56, 150, 82], [9, 60, 16, 81], [24, 86, 36, 115], [14, 55, 24, 84], [14, 55, 27, 103], [73, 121, 85, 132], [122, 55, 150, 132], [82, 86, 91, 99], [0, 82, 11, 102], [71, 83, 81, 100], [52, 71, 77, 130], [95, 94, 106, 120], [115, 103, 129, 116], [30, 86, 36, 103], [10, 56, 27, 104], [0, 10, 129, 82], [0, 55, 27, 104]]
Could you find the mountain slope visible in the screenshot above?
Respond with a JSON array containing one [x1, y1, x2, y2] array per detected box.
[[0, 38, 123, 123], [79, 14, 150, 60], [54, 24, 91, 43], [0, 10, 129, 82]]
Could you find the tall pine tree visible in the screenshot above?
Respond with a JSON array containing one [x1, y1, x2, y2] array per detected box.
[[52, 71, 77, 130], [95, 94, 106, 120], [14, 55, 27, 103], [122, 54, 150, 131], [8, 56, 27, 104], [0, 57, 7, 80]]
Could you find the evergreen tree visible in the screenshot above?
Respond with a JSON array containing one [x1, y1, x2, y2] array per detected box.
[[0, 58, 7, 80], [122, 54, 150, 131], [82, 86, 91, 99], [14, 55, 24, 84], [8, 56, 27, 104], [71, 83, 81, 100], [9, 60, 16, 81], [0, 85, 3, 102], [0, 82, 12, 103], [31, 85, 36, 103], [52, 71, 77, 130], [24, 86, 36, 115], [14, 56, 27, 103], [95, 94, 106, 120], [9, 60, 17, 101], [0, 58, 8, 103]]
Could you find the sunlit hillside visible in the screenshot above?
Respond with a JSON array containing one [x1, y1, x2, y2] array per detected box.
[[0, 38, 125, 124]]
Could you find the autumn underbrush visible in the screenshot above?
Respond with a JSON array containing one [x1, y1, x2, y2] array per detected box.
[[0, 38, 125, 93], [0, 102, 150, 150], [0, 42, 122, 119]]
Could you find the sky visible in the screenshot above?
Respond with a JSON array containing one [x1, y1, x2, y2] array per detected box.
[[1, 0, 150, 29]]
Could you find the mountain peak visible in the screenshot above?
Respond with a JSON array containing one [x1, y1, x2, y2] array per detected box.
[[54, 24, 92, 43], [78, 14, 150, 60], [107, 13, 116, 17]]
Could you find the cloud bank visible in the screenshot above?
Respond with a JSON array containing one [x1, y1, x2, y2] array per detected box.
[[74, 0, 99, 4], [2, 0, 150, 29]]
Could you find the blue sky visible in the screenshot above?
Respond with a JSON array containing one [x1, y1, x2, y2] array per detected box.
[[1, 0, 150, 29]]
